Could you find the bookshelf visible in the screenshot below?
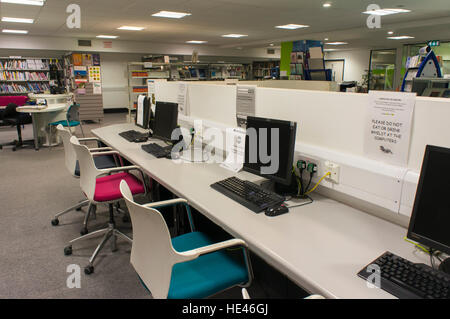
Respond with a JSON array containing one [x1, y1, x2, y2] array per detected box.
[[63, 53, 104, 122], [127, 61, 170, 120], [252, 61, 280, 79], [0, 57, 63, 94]]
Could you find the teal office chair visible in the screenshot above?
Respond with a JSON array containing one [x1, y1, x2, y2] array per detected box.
[[120, 180, 254, 299], [49, 103, 85, 145]]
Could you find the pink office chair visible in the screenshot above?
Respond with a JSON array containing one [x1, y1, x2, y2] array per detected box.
[[64, 135, 148, 275]]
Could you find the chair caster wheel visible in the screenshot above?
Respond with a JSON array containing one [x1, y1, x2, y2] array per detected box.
[[122, 215, 130, 223], [84, 265, 94, 275], [75, 207, 82, 211], [80, 228, 88, 236], [12, 147, 16, 152], [64, 246, 72, 256], [51, 218, 59, 226]]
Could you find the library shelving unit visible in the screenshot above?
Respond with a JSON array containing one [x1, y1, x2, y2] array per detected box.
[[127, 61, 170, 120], [0, 57, 62, 95], [252, 61, 280, 79], [63, 53, 104, 122]]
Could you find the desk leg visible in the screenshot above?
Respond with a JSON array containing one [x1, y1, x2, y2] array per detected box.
[[32, 114, 39, 151]]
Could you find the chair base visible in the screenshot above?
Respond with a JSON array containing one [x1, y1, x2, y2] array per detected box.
[[51, 199, 90, 226], [0, 138, 35, 151], [64, 221, 132, 275]]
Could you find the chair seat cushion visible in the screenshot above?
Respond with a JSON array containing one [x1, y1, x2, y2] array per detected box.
[[167, 232, 249, 299], [74, 155, 118, 177], [49, 120, 80, 127], [94, 172, 144, 202]]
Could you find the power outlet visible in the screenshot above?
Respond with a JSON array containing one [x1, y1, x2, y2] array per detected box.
[[324, 161, 340, 184]]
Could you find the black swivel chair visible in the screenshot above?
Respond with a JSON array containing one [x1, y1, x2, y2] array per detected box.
[[0, 103, 34, 151]]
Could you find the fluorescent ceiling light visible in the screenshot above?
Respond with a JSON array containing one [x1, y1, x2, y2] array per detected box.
[[96, 35, 118, 39], [387, 31, 394, 35], [222, 34, 247, 38], [152, 11, 191, 19], [325, 42, 348, 45], [2, 29, 28, 34], [2, 17, 34, 23], [186, 40, 207, 44], [275, 24, 309, 30], [0, 0, 44, 5], [387, 35, 414, 40], [362, 8, 411, 16], [323, 3, 332, 7], [117, 26, 145, 31]]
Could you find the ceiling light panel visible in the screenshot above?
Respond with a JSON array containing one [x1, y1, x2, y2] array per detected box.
[[0, 0, 44, 5], [387, 36, 414, 40], [325, 42, 348, 45], [222, 34, 247, 38], [96, 35, 118, 39], [1, 17, 34, 23], [117, 26, 145, 31], [362, 8, 411, 16], [152, 11, 191, 19], [275, 24, 309, 30], [186, 40, 207, 44], [2, 29, 28, 33]]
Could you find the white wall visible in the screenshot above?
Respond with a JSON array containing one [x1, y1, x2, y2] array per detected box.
[[325, 49, 371, 84]]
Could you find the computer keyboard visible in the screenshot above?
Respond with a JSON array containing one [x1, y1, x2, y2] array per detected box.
[[210, 177, 285, 213], [119, 130, 148, 142], [358, 251, 450, 299], [141, 143, 172, 158]]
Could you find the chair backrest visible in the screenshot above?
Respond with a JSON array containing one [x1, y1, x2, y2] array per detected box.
[[3, 103, 18, 118], [67, 103, 80, 123], [70, 135, 100, 201], [120, 180, 192, 299], [57, 124, 77, 176]]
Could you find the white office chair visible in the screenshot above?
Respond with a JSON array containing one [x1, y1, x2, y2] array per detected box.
[[120, 180, 254, 299], [64, 136, 148, 275], [241, 288, 325, 299], [51, 124, 120, 234]]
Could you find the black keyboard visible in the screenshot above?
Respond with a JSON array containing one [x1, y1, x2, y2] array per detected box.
[[119, 130, 148, 142], [358, 251, 450, 299], [210, 177, 285, 213], [141, 143, 172, 158]]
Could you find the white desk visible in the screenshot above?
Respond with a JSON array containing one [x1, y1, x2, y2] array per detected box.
[[92, 123, 429, 299], [17, 103, 67, 150]]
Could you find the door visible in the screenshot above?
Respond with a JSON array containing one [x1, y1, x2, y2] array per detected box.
[[325, 59, 345, 82]]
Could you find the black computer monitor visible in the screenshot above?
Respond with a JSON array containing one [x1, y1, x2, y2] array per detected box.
[[407, 145, 450, 255], [152, 101, 178, 142], [244, 116, 297, 186]]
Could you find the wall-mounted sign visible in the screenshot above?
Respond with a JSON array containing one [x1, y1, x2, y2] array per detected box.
[[364, 91, 416, 166]]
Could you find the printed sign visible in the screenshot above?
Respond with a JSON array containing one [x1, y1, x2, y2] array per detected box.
[[364, 91, 416, 166]]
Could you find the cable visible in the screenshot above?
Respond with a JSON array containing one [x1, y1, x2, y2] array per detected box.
[[304, 172, 331, 195], [403, 236, 430, 254]]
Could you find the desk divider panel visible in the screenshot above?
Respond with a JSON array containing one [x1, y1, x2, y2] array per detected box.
[[154, 82, 450, 220]]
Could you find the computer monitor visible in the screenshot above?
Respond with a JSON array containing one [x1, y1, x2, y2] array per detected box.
[[407, 145, 450, 256], [135, 95, 151, 129], [152, 101, 178, 142], [244, 116, 297, 186], [309, 70, 327, 81]]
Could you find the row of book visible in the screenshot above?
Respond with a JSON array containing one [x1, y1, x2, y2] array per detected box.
[[0, 71, 49, 81], [0, 59, 50, 70], [0, 82, 50, 94]]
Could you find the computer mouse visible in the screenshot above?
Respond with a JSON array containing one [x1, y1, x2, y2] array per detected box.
[[265, 204, 289, 217], [134, 137, 148, 143]]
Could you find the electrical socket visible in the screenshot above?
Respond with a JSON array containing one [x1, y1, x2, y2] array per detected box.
[[324, 161, 340, 184]]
